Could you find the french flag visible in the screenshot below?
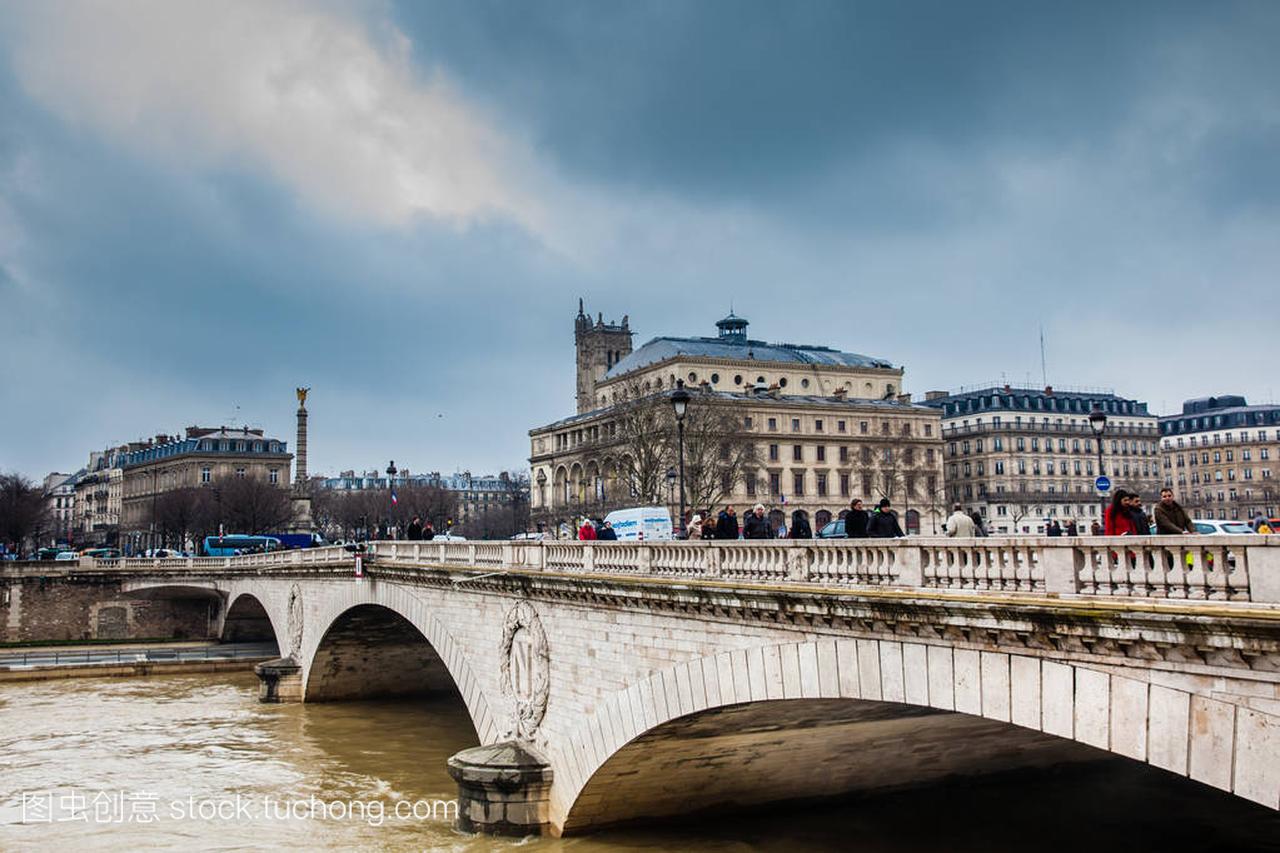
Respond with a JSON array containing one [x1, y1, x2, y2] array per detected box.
[[390, 487, 398, 506]]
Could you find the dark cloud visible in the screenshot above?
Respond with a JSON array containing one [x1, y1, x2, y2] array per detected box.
[[3, 2, 1280, 478]]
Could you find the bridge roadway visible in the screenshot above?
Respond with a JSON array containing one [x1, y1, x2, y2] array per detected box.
[[101, 536, 1280, 836]]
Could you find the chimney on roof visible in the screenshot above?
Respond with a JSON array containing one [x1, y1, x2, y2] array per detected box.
[[1044, 386, 1054, 395], [897, 393, 912, 403], [925, 390, 947, 401], [1002, 384, 1011, 393]]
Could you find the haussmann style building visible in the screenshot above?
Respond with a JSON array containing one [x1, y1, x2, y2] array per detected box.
[[529, 303, 946, 536], [121, 426, 293, 550], [1159, 395, 1280, 523], [920, 385, 1161, 534]]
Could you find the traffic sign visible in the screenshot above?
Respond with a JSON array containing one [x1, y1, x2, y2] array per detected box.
[[1095, 475, 1111, 493]]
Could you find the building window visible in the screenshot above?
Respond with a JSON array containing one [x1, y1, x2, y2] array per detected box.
[[839, 473, 849, 496], [746, 474, 757, 496], [744, 416, 753, 429], [838, 420, 847, 433], [860, 421, 869, 435], [235, 468, 246, 478], [769, 444, 779, 462], [201, 467, 211, 484], [768, 418, 778, 431], [769, 472, 781, 495], [793, 472, 805, 496], [792, 445, 803, 462], [816, 446, 826, 462], [269, 468, 279, 484], [792, 418, 801, 432], [924, 424, 933, 437], [839, 446, 849, 463], [817, 474, 828, 496]]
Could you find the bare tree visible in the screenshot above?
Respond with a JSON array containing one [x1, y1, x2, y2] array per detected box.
[[214, 474, 296, 535], [0, 472, 50, 555], [678, 390, 758, 513], [613, 384, 674, 505], [150, 486, 209, 550], [389, 482, 459, 535]]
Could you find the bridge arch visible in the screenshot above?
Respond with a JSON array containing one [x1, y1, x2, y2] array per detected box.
[[221, 592, 282, 647], [553, 639, 1279, 832], [297, 583, 500, 745]]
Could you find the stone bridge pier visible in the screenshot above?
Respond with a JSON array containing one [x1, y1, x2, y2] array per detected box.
[[119, 538, 1280, 836]]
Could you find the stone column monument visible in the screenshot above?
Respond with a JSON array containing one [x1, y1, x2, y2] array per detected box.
[[290, 387, 313, 532]]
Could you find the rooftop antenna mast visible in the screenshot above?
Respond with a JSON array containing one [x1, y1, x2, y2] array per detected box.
[[1039, 324, 1048, 387]]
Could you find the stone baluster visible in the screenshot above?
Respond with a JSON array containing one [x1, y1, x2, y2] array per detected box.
[[897, 544, 923, 587], [1040, 544, 1078, 595]]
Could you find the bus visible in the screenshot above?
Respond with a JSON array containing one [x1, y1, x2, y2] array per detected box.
[[202, 535, 282, 556]]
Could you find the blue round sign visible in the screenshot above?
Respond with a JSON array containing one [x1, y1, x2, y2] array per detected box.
[[1095, 475, 1111, 493]]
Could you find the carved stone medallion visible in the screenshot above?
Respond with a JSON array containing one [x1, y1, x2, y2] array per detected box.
[[286, 584, 304, 657], [499, 601, 550, 739]]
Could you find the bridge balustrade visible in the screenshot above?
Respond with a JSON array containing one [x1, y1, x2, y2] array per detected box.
[[362, 536, 1279, 603], [59, 538, 1280, 604]]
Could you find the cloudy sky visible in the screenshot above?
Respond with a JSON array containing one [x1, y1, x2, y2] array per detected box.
[[2, 0, 1278, 480]]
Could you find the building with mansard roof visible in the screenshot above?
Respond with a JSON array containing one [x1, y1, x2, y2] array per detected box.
[[531, 304, 945, 536], [1158, 395, 1280, 523], [920, 384, 1161, 534]]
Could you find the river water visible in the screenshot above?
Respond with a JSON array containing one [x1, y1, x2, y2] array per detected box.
[[1, 671, 1276, 852]]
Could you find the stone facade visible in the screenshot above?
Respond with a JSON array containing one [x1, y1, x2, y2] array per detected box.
[[922, 385, 1161, 533], [575, 300, 633, 415], [0, 568, 216, 643], [121, 425, 292, 547], [73, 447, 127, 546], [115, 543, 1280, 833], [534, 305, 945, 534], [1160, 395, 1280, 523]]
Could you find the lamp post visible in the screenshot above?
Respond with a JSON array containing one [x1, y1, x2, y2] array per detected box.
[[1089, 407, 1108, 526], [666, 467, 677, 524], [671, 380, 691, 537], [386, 460, 398, 540]]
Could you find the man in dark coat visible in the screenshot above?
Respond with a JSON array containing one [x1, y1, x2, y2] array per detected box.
[[597, 521, 618, 540], [743, 504, 771, 539], [406, 517, 423, 541], [717, 506, 740, 540], [867, 499, 905, 538], [846, 499, 870, 538], [1153, 488, 1196, 535]]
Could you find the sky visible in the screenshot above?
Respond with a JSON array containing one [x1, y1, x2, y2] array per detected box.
[[1, 0, 1278, 480]]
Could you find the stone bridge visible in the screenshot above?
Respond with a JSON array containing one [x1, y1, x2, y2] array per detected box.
[[111, 536, 1280, 835]]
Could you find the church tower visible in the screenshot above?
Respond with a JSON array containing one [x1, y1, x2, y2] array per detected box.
[[575, 299, 633, 413]]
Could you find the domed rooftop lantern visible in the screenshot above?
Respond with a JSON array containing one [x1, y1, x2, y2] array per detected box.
[[715, 312, 749, 343]]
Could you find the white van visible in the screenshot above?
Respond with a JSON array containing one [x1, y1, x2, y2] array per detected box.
[[603, 507, 674, 542]]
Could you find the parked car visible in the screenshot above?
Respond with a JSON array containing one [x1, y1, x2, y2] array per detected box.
[[81, 548, 121, 559], [817, 519, 847, 539], [1150, 520, 1256, 535], [511, 532, 550, 541], [54, 551, 79, 561], [433, 533, 468, 542]]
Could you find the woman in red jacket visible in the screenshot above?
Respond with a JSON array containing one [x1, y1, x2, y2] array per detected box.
[[1104, 490, 1138, 535]]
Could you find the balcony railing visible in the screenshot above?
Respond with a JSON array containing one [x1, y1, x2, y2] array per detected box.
[[942, 422, 1159, 438]]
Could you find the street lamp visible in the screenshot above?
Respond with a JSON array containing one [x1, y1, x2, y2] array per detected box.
[[671, 380, 691, 537], [1089, 406, 1108, 527], [386, 460, 398, 540], [665, 467, 677, 522]]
